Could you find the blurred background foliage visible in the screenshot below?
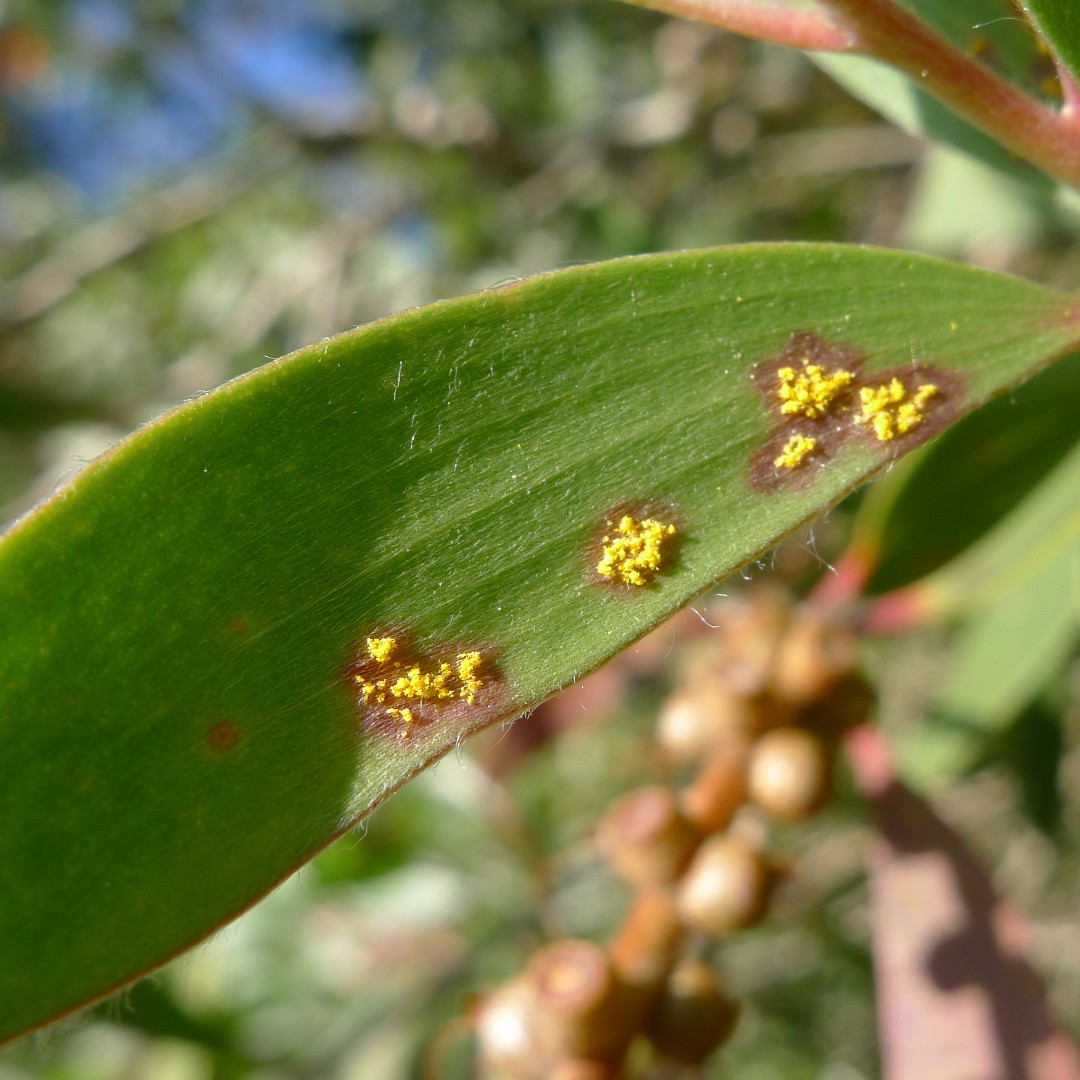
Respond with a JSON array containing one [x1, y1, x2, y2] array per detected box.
[[1, 1, 1079, 1077]]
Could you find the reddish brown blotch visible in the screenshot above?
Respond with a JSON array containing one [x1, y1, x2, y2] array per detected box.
[[343, 626, 503, 741], [206, 720, 242, 754], [749, 330, 962, 490]]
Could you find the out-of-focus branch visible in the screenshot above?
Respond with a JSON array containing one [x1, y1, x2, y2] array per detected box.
[[620, 0, 855, 52], [818, 0, 1080, 188], [0, 146, 294, 327]]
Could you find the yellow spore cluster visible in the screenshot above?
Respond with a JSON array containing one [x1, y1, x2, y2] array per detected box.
[[366, 636, 398, 663], [356, 637, 486, 729], [597, 514, 677, 587], [773, 434, 818, 470], [858, 379, 938, 441], [776, 359, 854, 419]]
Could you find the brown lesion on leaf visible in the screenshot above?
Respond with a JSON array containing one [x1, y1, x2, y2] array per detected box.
[[587, 499, 683, 589], [343, 627, 503, 741], [206, 720, 242, 754], [755, 331, 864, 422], [751, 423, 838, 491], [851, 364, 963, 446], [750, 331, 964, 490]]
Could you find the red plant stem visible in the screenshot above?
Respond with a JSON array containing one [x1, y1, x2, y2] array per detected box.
[[1055, 61, 1080, 120], [621, 0, 856, 52], [622, 0, 1080, 190], [815, 0, 1080, 188]]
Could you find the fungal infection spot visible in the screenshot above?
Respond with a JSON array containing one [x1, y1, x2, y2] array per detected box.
[[776, 358, 854, 419], [352, 635, 492, 735], [366, 636, 398, 663], [456, 650, 484, 704], [773, 434, 818, 470], [206, 720, 241, 754], [857, 379, 939, 441], [597, 514, 677, 587]]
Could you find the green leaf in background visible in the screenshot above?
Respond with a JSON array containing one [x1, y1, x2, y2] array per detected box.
[[3, 244, 1080, 1043], [848, 349, 1080, 592], [876, 437, 1080, 784], [1022, 1, 1080, 89], [889, 434, 1080, 620], [899, 548, 1078, 784]]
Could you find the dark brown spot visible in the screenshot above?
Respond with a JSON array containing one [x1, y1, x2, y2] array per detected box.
[[207, 721, 242, 753], [848, 363, 966, 449], [752, 330, 865, 420], [748, 330, 967, 491], [749, 425, 836, 492]]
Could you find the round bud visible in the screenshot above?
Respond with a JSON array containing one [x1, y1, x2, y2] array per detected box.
[[475, 976, 544, 1079], [676, 835, 770, 935], [747, 727, 830, 822], [647, 959, 741, 1064], [595, 787, 699, 885], [770, 608, 856, 707], [802, 671, 875, 734], [528, 940, 632, 1061], [656, 682, 767, 764]]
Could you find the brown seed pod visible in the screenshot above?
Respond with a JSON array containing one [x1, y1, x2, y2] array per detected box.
[[747, 726, 831, 823], [681, 587, 794, 696], [527, 939, 635, 1061], [676, 835, 771, 936], [656, 681, 771, 764], [647, 959, 741, 1064], [595, 787, 700, 885], [769, 607, 857, 707], [475, 976, 546, 1079], [801, 671, 875, 735]]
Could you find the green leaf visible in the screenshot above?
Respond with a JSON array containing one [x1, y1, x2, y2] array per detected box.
[[899, 546, 1078, 784], [1022, 0, 1080, 88], [898, 433, 1080, 619], [2, 244, 1079, 1042]]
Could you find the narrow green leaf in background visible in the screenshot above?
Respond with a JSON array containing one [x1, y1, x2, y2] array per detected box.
[[848, 350, 1080, 592], [3, 244, 1080, 1043], [1022, 0, 1080, 89]]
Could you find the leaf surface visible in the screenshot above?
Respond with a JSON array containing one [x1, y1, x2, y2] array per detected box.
[[2, 244, 1079, 1042]]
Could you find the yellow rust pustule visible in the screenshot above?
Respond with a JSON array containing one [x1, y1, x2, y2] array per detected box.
[[352, 635, 492, 735], [775, 359, 854, 419], [597, 514, 677, 587], [773, 434, 818, 470], [857, 379, 939, 441]]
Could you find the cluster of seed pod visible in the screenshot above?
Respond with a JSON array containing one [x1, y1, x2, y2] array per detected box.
[[472, 588, 873, 1078]]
